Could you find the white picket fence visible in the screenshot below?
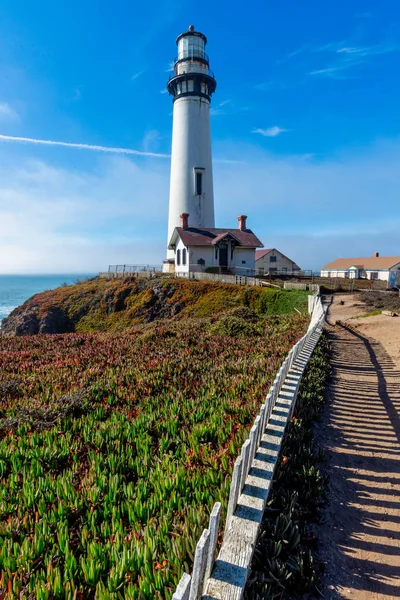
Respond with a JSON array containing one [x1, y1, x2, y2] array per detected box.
[[172, 295, 327, 600]]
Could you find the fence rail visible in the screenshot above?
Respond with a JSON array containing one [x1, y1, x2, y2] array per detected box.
[[108, 265, 163, 273], [172, 294, 327, 599]]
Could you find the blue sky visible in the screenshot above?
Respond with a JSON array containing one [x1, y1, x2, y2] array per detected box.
[[0, 0, 399, 273]]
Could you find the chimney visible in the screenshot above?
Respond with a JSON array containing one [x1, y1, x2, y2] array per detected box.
[[374, 251, 379, 258], [180, 213, 189, 228], [237, 215, 247, 231]]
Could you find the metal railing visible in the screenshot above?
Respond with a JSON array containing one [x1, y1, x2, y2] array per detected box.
[[107, 265, 162, 274], [168, 67, 215, 80]]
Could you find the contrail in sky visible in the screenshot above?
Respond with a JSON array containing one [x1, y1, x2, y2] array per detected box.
[[0, 133, 170, 158]]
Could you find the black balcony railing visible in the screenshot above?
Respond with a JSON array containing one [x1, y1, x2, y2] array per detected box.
[[168, 67, 215, 81]]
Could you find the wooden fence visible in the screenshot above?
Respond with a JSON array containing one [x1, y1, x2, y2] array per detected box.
[[172, 295, 327, 600], [284, 282, 320, 293]]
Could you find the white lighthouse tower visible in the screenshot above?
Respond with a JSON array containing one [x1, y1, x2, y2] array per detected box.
[[163, 25, 217, 271]]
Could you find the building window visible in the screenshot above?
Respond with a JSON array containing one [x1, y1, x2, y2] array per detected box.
[[176, 249, 181, 266], [270, 256, 277, 263], [194, 168, 204, 196], [195, 172, 203, 195], [182, 248, 187, 265], [242, 260, 246, 264], [281, 267, 287, 273], [370, 271, 378, 280]]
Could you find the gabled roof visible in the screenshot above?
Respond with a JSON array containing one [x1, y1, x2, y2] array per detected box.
[[321, 256, 400, 270], [168, 227, 264, 249], [255, 249, 273, 260], [211, 231, 242, 245], [255, 248, 301, 270]]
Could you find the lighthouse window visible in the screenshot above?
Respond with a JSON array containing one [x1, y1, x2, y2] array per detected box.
[[195, 172, 203, 195], [182, 248, 187, 265], [178, 36, 205, 61], [176, 249, 181, 266]]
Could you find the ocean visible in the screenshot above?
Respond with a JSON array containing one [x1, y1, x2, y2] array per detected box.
[[0, 275, 95, 324]]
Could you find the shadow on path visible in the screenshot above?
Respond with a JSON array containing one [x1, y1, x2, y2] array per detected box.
[[316, 321, 400, 600]]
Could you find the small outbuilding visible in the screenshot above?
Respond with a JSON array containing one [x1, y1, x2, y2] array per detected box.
[[168, 214, 263, 276], [321, 253, 400, 287], [255, 248, 301, 276]]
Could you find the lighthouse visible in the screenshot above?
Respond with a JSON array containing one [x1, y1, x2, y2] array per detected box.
[[163, 25, 217, 271]]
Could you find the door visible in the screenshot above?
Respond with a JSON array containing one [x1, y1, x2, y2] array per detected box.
[[219, 244, 228, 271]]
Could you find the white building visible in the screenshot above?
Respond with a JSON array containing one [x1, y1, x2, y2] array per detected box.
[[255, 248, 301, 276], [168, 214, 263, 276], [163, 25, 217, 272], [321, 253, 400, 287]]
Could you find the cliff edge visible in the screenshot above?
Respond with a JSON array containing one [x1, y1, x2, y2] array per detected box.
[[1, 276, 309, 336]]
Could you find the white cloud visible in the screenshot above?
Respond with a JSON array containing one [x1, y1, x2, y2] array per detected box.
[[0, 102, 19, 121], [337, 47, 365, 54], [1, 137, 400, 273], [210, 100, 232, 117], [252, 126, 288, 137], [309, 66, 352, 78], [131, 71, 143, 81], [310, 41, 399, 78], [0, 133, 169, 158], [0, 155, 169, 273], [142, 129, 161, 153]]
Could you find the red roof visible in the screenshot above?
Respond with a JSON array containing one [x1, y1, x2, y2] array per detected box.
[[255, 249, 273, 260], [255, 248, 301, 270], [170, 227, 264, 249], [321, 256, 400, 270]]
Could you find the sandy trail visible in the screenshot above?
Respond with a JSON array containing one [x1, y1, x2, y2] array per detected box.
[[315, 295, 400, 600]]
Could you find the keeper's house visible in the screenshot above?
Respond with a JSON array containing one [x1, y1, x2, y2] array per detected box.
[[168, 214, 263, 277], [321, 252, 400, 287], [255, 248, 301, 276]]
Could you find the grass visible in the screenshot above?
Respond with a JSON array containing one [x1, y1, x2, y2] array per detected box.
[[354, 310, 382, 319], [2, 278, 310, 335], [0, 309, 308, 599]]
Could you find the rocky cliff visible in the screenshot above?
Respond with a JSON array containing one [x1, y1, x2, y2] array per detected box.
[[3, 276, 293, 336]]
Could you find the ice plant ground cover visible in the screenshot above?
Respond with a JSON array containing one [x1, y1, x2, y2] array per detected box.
[[0, 310, 308, 599]]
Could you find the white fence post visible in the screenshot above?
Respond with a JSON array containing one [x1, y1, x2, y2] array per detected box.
[[258, 405, 266, 447], [239, 439, 251, 492], [225, 455, 243, 526], [189, 529, 210, 600], [173, 573, 191, 600], [203, 502, 222, 590], [248, 422, 258, 467], [265, 389, 273, 423]]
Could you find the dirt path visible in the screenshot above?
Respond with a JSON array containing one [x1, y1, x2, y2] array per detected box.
[[326, 293, 400, 369], [315, 296, 400, 599]]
